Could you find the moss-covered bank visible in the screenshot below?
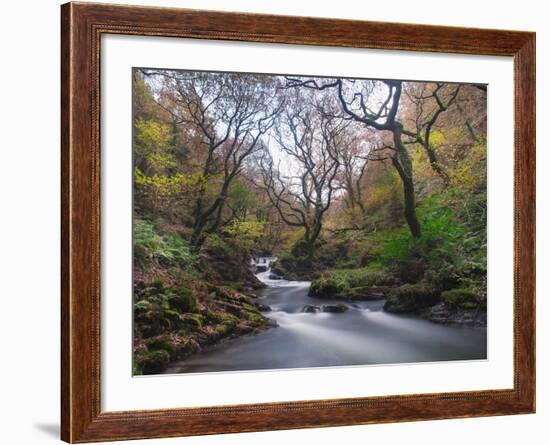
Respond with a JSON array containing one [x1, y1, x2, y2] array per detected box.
[[309, 267, 395, 300], [134, 278, 270, 375], [309, 268, 486, 326], [133, 221, 272, 375]]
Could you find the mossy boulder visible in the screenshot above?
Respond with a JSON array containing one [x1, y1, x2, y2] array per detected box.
[[302, 304, 321, 313], [441, 288, 481, 310], [309, 268, 394, 299], [244, 309, 266, 327], [345, 286, 388, 300], [384, 282, 441, 313], [136, 350, 171, 375], [309, 275, 339, 298], [214, 322, 236, 338], [425, 301, 487, 326], [179, 313, 204, 330], [271, 253, 316, 281], [178, 338, 200, 355], [321, 304, 349, 313], [256, 304, 272, 312], [144, 335, 178, 356], [168, 286, 199, 313], [133, 271, 272, 374]]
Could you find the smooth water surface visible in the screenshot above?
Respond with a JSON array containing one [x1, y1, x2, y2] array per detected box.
[[164, 263, 487, 374]]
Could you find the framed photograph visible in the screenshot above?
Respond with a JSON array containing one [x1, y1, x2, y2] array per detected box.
[[61, 2, 535, 442]]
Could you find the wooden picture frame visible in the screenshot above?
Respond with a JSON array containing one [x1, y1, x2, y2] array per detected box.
[[61, 2, 535, 442]]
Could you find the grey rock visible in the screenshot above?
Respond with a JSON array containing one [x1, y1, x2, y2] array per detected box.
[[301, 304, 321, 313], [256, 304, 272, 312], [321, 303, 349, 313], [425, 303, 487, 327]]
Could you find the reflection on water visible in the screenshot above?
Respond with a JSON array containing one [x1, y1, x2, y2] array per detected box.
[[164, 264, 487, 374]]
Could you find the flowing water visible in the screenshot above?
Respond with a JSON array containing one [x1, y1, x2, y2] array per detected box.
[[164, 258, 486, 374]]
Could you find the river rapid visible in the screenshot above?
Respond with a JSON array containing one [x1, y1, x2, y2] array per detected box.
[[164, 259, 487, 374]]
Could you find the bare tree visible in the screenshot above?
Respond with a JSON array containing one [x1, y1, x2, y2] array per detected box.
[[403, 82, 462, 185], [331, 126, 373, 214], [142, 70, 283, 248], [256, 106, 343, 257], [285, 77, 422, 237], [285, 77, 470, 238]]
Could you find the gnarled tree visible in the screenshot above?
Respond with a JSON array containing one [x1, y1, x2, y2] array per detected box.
[[141, 69, 283, 248], [285, 77, 468, 238], [331, 125, 373, 214], [285, 77, 422, 237], [403, 82, 462, 185], [256, 106, 343, 257]]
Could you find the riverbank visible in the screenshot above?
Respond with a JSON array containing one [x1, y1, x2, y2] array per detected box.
[[133, 279, 274, 375], [132, 228, 276, 375], [304, 265, 487, 327]]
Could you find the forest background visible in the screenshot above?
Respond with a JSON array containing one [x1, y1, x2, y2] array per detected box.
[[132, 69, 488, 374]]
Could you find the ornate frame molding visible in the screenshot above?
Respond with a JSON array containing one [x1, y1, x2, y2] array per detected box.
[[61, 2, 535, 442]]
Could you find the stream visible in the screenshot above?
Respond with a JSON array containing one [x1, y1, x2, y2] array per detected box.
[[164, 258, 487, 374]]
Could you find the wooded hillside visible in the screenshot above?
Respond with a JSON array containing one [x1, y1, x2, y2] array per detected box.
[[132, 69, 487, 374]]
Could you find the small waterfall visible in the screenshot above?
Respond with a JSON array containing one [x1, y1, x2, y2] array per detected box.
[[251, 256, 310, 288], [250, 256, 277, 272], [250, 256, 277, 280], [249, 256, 277, 284]]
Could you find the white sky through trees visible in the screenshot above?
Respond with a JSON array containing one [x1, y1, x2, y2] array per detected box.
[[140, 68, 482, 206]]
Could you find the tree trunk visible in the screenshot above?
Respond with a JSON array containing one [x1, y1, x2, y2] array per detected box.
[[190, 218, 206, 250], [189, 177, 232, 250], [423, 142, 450, 186], [393, 127, 422, 238], [292, 219, 322, 259], [401, 171, 422, 238]]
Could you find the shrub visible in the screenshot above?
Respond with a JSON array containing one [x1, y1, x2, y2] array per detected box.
[[134, 219, 196, 269], [223, 219, 265, 253], [395, 257, 426, 283], [134, 300, 151, 313]]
